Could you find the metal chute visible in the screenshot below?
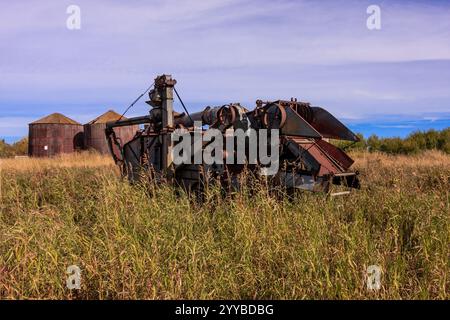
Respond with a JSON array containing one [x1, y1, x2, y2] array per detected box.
[[309, 107, 359, 142]]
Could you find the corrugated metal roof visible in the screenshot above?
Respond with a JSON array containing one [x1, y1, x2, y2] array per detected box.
[[88, 110, 128, 125], [30, 113, 81, 125]]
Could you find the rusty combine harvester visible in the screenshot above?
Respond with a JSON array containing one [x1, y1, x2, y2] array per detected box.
[[106, 74, 360, 195]]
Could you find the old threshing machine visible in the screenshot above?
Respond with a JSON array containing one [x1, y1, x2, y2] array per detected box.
[[106, 74, 360, 194]]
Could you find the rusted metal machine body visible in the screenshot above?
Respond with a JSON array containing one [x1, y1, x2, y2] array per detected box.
[[106, 74, 360, 194]]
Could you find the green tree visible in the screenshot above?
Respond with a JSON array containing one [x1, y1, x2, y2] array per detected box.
[[11, 137, 28, 155]]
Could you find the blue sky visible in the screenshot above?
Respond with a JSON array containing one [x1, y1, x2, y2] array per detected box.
[[1, 0, 449, 142]]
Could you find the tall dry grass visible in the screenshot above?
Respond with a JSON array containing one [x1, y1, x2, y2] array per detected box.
[[0, 152, 114, 172], [0, 151, 448, 299]]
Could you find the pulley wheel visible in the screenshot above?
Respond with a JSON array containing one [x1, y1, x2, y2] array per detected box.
[[217, 105, 237, 126], [263, 104, 286, 129]]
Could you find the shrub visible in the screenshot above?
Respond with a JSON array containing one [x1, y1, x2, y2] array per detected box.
[[0, 137, 28, 158], [332, 127, 450, 155]]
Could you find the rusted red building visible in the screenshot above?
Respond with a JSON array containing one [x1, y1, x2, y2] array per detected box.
[[28, 113, 84, 157], [84, 110, 139, 154]]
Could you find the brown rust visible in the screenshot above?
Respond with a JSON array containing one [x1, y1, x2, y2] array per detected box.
[[84, 110, 139, 155], [105, 74, 360, 194], [28, 113, 84, 157]]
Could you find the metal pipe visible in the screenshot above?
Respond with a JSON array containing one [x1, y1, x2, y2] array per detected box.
[[106, 115, 152, 129], [174, 106, 227, 127]]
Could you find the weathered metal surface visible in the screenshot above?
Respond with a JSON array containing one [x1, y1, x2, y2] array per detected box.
[[105, 74, 361, 194], [315, 139, 354, 170], [28, 113, 84, 157], [84, 123, 139, 155], [84, 111, 139, 155], [286, 137, 343, 176], [309, 107, 360, 142]]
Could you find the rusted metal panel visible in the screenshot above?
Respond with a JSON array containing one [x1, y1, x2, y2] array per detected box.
[[309, 107, 360, 142], [28, 123, 84, 157], [84, 110, 139, 155], [286, 137, 343, 176], [315, 139, 354, 170], [84, 123, 139, 155]]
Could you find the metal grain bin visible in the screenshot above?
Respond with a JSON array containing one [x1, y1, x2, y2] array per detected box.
[[84, 110, 139, 154], [28, 113, 84, 157]]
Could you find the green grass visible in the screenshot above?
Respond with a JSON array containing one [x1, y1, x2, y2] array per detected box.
[[0, 152, 448, 299]]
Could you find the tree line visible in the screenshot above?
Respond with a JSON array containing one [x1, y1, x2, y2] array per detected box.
[[0, 138, 28, 158], [1, 127, 449, 158], [333, 127, 450, 154]]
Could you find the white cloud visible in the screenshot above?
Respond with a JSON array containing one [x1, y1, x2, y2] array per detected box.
[[376, 124, 415, 129], [0, 0, 449, 137], [352, 89, 411, 101]]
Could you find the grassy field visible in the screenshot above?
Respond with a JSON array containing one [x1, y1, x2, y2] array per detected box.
[[0, 151, 448, 299]]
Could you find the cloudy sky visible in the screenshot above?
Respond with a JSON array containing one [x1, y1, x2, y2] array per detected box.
[[1, 0, 449, 140]]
